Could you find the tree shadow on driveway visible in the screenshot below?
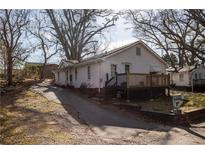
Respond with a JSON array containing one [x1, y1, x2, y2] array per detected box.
[[33, 83, 205, 142]]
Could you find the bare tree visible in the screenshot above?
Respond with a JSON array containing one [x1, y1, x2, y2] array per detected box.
[[46, 9, 118, 61], [127, 10, 181, 71], [0, 42, 7, 79], [162, 53, 178, 66], [127, 9, 205, 70], [159, 10, 205, 63], [0, 10, 31, 85], [29, 12, 59, 79], [187, 10, 205, 27]]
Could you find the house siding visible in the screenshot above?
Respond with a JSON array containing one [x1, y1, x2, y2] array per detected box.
[[54, 43, 167, 89], [56, 71, 67, 86], [64, 62, 101, 88], [102, 44, 166, 81], [170, 65, 205, 87], [171, 72, 191, 87], [192, 65, 205, 80]]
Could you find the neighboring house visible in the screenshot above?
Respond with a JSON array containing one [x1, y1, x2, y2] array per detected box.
[[54, 40, 168, 93], [167, 63, 205, 88], [24, 62, 58, 79]]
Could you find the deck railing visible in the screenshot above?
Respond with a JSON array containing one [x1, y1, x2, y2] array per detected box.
[[105, 73, 170, 88]]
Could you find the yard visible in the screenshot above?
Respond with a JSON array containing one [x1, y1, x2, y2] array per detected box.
[[0, 88, 71, 144], [0, 82, 104, 144], [1, 81, 205, 144], [104, 90, 205, 115], [171, 90, 205, 112]]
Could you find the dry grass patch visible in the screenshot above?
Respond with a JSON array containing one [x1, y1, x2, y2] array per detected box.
[[1, 88, 73, 144], [126, 91, 205, 114], [171, 91, 205, 112]]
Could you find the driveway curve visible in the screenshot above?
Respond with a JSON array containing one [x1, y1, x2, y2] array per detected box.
[[31, 82, 205, 144]]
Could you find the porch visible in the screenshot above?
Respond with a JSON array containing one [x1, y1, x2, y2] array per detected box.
[[104, 73, 170, 99]]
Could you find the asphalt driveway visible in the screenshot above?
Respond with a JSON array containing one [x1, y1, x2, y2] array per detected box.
[[31, 82, 205, 144]]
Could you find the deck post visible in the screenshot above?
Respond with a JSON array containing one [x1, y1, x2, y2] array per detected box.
[[150, 73, 153, 98], [115, 72, 118, 87], [126, 72, 130, 102], [106, 73, 109, 81]]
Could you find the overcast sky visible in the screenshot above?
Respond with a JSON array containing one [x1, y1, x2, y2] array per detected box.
[[27, 17, 136, 64]]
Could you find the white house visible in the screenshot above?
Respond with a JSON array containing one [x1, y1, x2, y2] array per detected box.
[[168, 63, 205, 88], [54, 40, 167, 91]]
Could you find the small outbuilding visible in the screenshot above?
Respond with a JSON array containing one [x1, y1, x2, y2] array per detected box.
[[167, 63, 205, 91]]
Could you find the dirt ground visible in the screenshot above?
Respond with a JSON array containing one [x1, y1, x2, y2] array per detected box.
[[1, 82, 205, 144], [0, 86, 107, 144]]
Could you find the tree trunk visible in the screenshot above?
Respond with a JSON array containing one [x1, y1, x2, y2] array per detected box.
[[3, 61, 7, 80], [7, 52, 13, 86], [40, 61, 46, 80]]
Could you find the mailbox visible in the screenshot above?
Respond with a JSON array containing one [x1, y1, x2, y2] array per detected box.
[[172, 95, 184, 114]]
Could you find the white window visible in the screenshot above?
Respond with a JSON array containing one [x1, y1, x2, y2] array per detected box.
[[111, 64, 117, 77], [125, 64, 130, 73], [136, 47, 141, 56], [88, 66, 91, 80], [179, 73, 184, 81]]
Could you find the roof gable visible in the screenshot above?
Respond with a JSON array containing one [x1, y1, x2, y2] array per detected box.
[[102, 40, 167, 66]]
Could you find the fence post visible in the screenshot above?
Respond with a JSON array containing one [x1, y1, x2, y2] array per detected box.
[[167, 74, 170, 96], [192, 78, 194, 92]]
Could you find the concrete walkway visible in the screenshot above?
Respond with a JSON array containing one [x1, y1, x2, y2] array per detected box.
[[31, 82, 205, 144]]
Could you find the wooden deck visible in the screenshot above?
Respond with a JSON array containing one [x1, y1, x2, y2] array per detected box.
[[106, 73, 170, 88], [105, 73, 170, 99]]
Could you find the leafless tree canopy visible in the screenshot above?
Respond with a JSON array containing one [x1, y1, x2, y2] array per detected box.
[[29, 12, 59, 79], [127, 9, 205, 71], [0, 9, 31, 85], [1, 9, 205, 85], [46, 9, 118, 61]]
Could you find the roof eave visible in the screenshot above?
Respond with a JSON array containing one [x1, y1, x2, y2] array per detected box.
[[75, 58, 103, 67]]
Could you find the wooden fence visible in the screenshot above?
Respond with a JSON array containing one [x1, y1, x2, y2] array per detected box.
[[193, 79, 205, 86]]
